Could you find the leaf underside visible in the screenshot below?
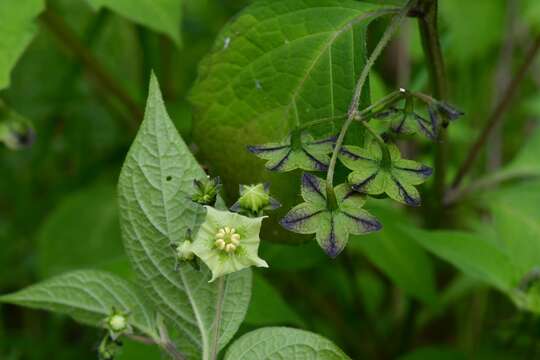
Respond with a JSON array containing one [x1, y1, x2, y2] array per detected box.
[[0, 270, 158, 338], [118, 74, 251, 359]]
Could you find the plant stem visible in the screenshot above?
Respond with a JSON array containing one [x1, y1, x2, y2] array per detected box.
[[326, 0, 416, 190], [40, 8, 143, 124], [158, 319, 187, 360], [356, 89, 406, 119], [451, 34, 540, 190], [416, 0, 447, 216]]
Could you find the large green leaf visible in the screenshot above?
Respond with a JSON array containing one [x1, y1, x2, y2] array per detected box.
[[245, 273, 304, 327], [486, 127, 540, 183], [0, 270, 158, 339], [224, 327, 351, 360], [36, 182, 124, 278], [0, 0, 44, 89], [349, 204, 437, 305], [407, 228, 520, 293], [189, 0, 394, 239], [118, 74, 251, 360], [490, 182, 540, 276], [87, 0, 182, 46]]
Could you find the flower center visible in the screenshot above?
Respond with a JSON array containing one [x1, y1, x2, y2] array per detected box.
[[109, 314, 127, 332], [214, 226, 240, 253]]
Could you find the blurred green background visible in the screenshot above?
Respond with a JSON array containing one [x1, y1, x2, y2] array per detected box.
[[2, 0, 540, 359]]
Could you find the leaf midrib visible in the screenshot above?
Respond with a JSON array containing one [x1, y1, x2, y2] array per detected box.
[[199, 7, 396, 130], [149, 96, 210, 358]]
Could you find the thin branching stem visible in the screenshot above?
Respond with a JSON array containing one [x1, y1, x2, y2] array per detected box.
[[40, 7, 143, 126], [416, 0, 449, 227], [326, 0, 417, 192], [451, 34, 540, 190]]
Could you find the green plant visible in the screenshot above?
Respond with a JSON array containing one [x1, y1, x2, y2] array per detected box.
[[2, 0, 540, 359]]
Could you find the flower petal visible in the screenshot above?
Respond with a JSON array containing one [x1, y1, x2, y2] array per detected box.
[[413, 113, 436, 140], [387, 143, 402, 161], [336, 209, 381, 235], [334, 183, 365, 208], [393, 159, 432, 185], [391, 113, 415, 135], [300, 173, 327, 206], [385, 175, 421, 207], [292, 147, 330, 172], [373, 107, 400, 119], [303, 134, 335, 154], [338, 145, 377, 171], [437, 101, 464, 121], [280, 202, 326, 234], [267, 197, 282, 210], [247, 137, 290, 159], [316, 213, 348, 258], [348, 168, 385, 195], [265, 148, 296, 172]]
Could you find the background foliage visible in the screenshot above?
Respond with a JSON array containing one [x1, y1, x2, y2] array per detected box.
[[1, 0, 540, 359]]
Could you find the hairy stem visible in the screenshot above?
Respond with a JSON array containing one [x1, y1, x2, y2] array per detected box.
[[416, 0, 447, 216], [357, 89, 406, 119], [326, 0, 416, 191], [451, 34, 540, 189], [158, 319, 187, 360], [40, 8, 143, 125]]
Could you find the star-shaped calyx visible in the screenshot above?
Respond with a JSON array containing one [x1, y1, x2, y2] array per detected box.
[[191, 206, 268, 282], [247, 130, 335, 172], [372, 94, 463, 140], [230, 183, 281, 216], [339, 140, 432, 207], [280, 173, 381, 258]]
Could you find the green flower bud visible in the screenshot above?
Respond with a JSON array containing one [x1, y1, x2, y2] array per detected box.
[[103, 308, 132, 340], [176, 240, 195, 261], [192, 176, 221, 205], [239, 184, 269, 212], [231, 183, 281, 216], [0, 101, 35, 150], [98, 335, 121, 360]]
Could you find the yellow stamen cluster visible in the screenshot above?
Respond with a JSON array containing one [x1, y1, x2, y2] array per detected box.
[[214, 226, 240, 253]]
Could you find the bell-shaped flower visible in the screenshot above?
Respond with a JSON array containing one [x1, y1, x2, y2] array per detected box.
[[374, 106, 437, 140], [280, 173, 381, 258], [247, 131, 335, 172], [339, 141, 432, 207], [192, 206, 268, 282]]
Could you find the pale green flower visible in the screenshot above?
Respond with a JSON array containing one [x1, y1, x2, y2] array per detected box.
[[192, 206, 268, 282]]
